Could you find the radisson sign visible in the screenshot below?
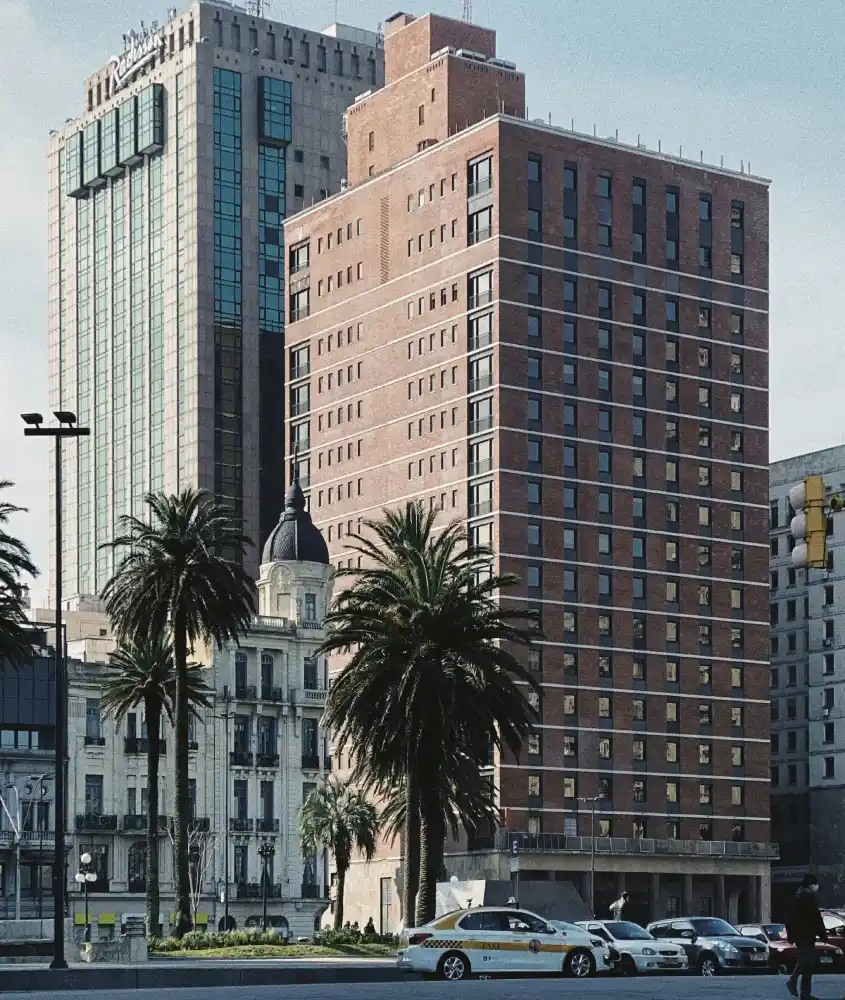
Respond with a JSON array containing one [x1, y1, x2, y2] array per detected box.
[[109, 27, 166, 92]]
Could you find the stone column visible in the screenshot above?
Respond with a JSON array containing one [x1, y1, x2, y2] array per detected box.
[[755, 874, 767, 923], [682, 874, 694, 915], [649, 872, 661, 922], [715, 874, 726, 919]]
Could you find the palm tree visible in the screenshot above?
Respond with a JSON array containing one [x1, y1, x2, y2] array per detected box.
[[300, 777, 379, 930], [320, 502, 539, 926], [0, 482, 37, 667], [101, 489, 255, 936], [101, 638, 212, 937]]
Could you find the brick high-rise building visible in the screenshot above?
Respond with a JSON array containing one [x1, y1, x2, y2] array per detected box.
[[284, 11, 775, 929]]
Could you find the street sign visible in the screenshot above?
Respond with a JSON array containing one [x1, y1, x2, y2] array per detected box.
[[512, 839, 519, 855], [510, 857, 520, 873]]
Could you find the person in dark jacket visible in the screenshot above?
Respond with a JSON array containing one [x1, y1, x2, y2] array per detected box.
[[786, 873, 827, 999]]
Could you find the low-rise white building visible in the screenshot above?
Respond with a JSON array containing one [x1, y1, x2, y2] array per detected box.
[[43, 482, 335, 936]]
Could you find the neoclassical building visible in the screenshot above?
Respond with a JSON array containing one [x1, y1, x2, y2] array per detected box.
[[55, 482, 335, 936]]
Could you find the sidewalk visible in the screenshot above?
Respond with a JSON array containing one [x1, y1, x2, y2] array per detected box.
[[0, 959, 413, 993]]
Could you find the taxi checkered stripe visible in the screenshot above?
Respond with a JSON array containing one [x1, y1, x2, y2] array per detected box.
[[423, 938, 461, 948]]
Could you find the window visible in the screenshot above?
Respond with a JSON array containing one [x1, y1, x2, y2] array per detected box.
[[825, 757, 835, 780]]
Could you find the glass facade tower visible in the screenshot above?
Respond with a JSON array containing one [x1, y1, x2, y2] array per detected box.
[[46, 2, 384, 605]]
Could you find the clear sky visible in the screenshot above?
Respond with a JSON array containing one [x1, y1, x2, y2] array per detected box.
[[1, 0, 842, 596]]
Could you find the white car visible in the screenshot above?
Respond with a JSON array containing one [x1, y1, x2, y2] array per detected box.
[[397, 905, 615, 981], [578, 919, 689, 975]]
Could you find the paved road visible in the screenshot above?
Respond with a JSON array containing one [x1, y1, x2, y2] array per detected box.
[[5, 975, 845, 1000]]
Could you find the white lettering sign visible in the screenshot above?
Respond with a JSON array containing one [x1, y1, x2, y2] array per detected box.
[[109, 28, 166, 92]]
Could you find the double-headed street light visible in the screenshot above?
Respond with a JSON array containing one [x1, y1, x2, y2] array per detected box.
[[22, 410, 89, 969], [258, 841, 275, 932], [74, 852, 97, 942]]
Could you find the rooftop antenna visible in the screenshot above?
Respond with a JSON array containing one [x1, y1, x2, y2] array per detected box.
[[462, 0, 472, 21]]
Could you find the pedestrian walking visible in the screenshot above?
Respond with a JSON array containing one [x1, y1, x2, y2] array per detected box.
[[786, 873, 827, 999], [609, 891, 629, 921]]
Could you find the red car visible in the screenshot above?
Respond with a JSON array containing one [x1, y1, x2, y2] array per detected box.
[[738, 923, 844, 976]]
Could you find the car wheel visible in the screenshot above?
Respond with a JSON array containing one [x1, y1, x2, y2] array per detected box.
[[698, 953, 719, 977], [437, 951, 471, 981], [619, 954, 638, 977], [565, 949, 596, 979]]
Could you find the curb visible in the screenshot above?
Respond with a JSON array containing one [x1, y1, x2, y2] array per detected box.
[[0, 963, 417, 993]]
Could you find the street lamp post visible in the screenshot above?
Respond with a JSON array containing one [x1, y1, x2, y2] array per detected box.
[[578, 795, 603, 917], [74, 852, 97, 942], [217, 690, 231, 932], [258, 842, 275, 932], [22, 410, 89, 969]]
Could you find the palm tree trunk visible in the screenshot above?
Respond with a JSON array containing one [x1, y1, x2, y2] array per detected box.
[[334, 863, 347, 930], [402, 765, 420, 927], [415, 784, 445, 927], [145, 698, 161, 939], [172, 613, 191, 937]]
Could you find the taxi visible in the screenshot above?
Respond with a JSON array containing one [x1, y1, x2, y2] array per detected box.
[[397, 905, 615, 981]]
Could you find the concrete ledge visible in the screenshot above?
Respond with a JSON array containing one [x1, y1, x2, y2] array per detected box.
[[0, 962, 417, 993]]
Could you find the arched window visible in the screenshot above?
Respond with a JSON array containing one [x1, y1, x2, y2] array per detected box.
[[128, 841, 146, 893]]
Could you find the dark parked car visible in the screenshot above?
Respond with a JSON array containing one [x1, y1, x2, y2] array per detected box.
[[646, 917, 768, 976], [737, 923, 843, 975]]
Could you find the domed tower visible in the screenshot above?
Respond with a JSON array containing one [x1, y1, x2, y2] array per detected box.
[[257, 479, 333, 625]]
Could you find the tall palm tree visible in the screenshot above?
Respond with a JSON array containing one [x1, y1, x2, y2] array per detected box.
[[320, 502, 539, 926], [101, 489, 254, 936], [0, 481, 37, 667], [101, 638, 212, 936], [300, 777, 379, 930]]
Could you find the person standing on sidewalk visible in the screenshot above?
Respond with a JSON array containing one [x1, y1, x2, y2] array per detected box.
[[609, 891, 629, 921], [786, 873, 827, 999]]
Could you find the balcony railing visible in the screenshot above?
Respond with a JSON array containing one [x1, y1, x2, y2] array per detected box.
[[188, 817, 211, 833], [293, 688, 327, 708], [469, 459, 492, 476], [292, 437, 310, 453], [298, 620, 321, 630], [468, 332, 492, 352], [84, 735, 106, 747], [230, 751, 254, 767], [290, 363, 310, 380], [290, 307, 310, 322], [76, 813, 118, 832], [468, 226, 493, 246], [235, 685, 257, 701], [128, 878, 146, 893], [301, 754, 321, 771], [230, 818, 254, 833], [469, 417, 492, 434], [291, 400, 310, 417], [469, 501, 493, 518], [257, 818, 280, 833], [468, 176, 493, 197], [301, 882, 321, 899], [261, 686, 285, 702], [0, 830, 55, 849], [468, 290, 493, 310], [237, 882, 283, 899], [252, 615, 292, 630], [468, 374, 493, 393], [124, 737, 166, 755], [494, 829, 780, 859], [123, 814, 168, 832], [256, 752, 280, 768]]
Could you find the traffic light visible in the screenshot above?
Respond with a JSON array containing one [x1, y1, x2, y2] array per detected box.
[[790, 476, 832, 569]]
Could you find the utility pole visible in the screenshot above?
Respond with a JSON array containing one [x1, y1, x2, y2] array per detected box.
[[578, 795, 603, 917]]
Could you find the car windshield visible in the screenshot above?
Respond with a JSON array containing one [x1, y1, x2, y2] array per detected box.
[[606, 921, 653, 941], [550, 921, 583, 934], [690, 918, 739, 937], [762, 924, 787, 941]]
